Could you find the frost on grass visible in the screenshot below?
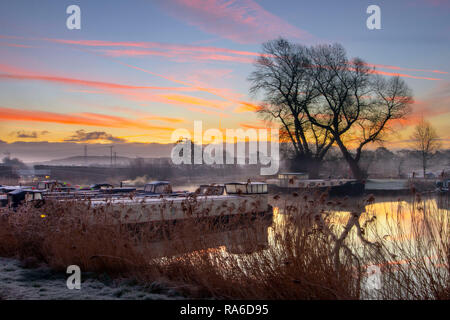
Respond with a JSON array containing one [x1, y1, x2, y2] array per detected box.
[[0, 257, 181, 300]]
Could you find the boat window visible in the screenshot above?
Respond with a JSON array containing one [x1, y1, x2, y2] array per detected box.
[[155, 184, 171, 194], [144, 185, 154, 193], [226, 183, 267, 194], [34, 193, 43, 200], [25, 193, 33, 202], [155, 185, 164, 193], [37, 182, 46, 189], [225, 184, 246, 194], [202, 186, 224, 195], [225, 184, 236, 194]]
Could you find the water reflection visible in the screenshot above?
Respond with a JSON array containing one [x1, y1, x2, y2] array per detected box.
[[145, 195, 448, 260], [139, 217, 272, 258], [271, 194, 449, 271]]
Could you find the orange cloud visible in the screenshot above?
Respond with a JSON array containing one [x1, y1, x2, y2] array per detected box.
[[159, 94, 230, 110], [0, 73, 183, 90], [239, 120, 278, 129], [186, 107, 230, 118], [0, 107, 174, 132], [112, 60, 264, 112], [104, 106, 185, 123], [0, 65, 241, 115], [234, 101, 262, 113]]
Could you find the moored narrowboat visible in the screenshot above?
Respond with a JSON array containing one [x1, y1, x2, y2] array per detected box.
[[267, 173, 364, 196]]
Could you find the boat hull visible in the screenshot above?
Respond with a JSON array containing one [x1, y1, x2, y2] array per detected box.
[[268, 181, 365, 197]]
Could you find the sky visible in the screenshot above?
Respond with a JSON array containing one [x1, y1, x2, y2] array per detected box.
[[0, 0, 449, 161]]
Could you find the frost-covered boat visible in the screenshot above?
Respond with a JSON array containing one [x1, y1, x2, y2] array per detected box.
[[87, 182, 272, 225], [436, 179, 449, 194], [267, 173, 364, 196]]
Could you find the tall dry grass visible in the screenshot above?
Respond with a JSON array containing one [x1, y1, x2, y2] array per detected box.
[[0, 192, 448, 299], [358, 194, 449, 299]]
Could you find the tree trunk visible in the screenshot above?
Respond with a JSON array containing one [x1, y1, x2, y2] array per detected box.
[[307, 159, 322, 179], [289, 154, 309, 173], [422, 155, 427, 178], [335, 138, 366, 181], [289, 154, 323, 179]]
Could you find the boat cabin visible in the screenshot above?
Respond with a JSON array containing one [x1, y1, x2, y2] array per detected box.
[[0, 194, 7, 207], [224, 182, 268, 195], [7, 189, 44, 208], [196, 184, 225, 196], [143, 181, 173, 194], [436, 179, 449, 193], [277, 172, 309, 180], [36, 180, 61, 190], [89, 183, 114, 190]]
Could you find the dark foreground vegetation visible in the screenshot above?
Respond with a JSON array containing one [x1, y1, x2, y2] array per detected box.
[[0, 192, 448, 300]]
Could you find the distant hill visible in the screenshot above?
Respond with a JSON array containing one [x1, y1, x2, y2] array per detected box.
[[36, 155, 133, 166]]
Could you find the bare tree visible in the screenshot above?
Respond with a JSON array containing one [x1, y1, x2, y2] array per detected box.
[[248, 39, 334, 178], [302, 44, 413, 180], [250, 40, 413, 180], [410, 119, 441, 178]]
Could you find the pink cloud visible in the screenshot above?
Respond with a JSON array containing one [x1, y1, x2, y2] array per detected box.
[[422, 0, 450, 7], [97, 49, 254, 63], [0, 43, 34, 48], [0, 73, 183, 90], [0, 64, 247, 114], [39, 37, 261, 63], [368, 69, 442, 81], [155, 0, 313, 44], [392, 81, 450, 127], [364, 62, 448, 75]]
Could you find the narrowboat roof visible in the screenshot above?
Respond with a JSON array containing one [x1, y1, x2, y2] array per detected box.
[[9, 188, 42, 195], [89, 183, 114, 188], [146, 181, 170, 185], [279, 172, 308, 175], [225, 182, 267, 185], [1, 186, 22, 191]]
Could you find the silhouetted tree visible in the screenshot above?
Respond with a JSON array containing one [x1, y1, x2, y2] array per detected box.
[[410, 119, 440, 177], [249, 39, 334, 178], [250, 39, 413, 180], [302, 44, 413, 180]]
